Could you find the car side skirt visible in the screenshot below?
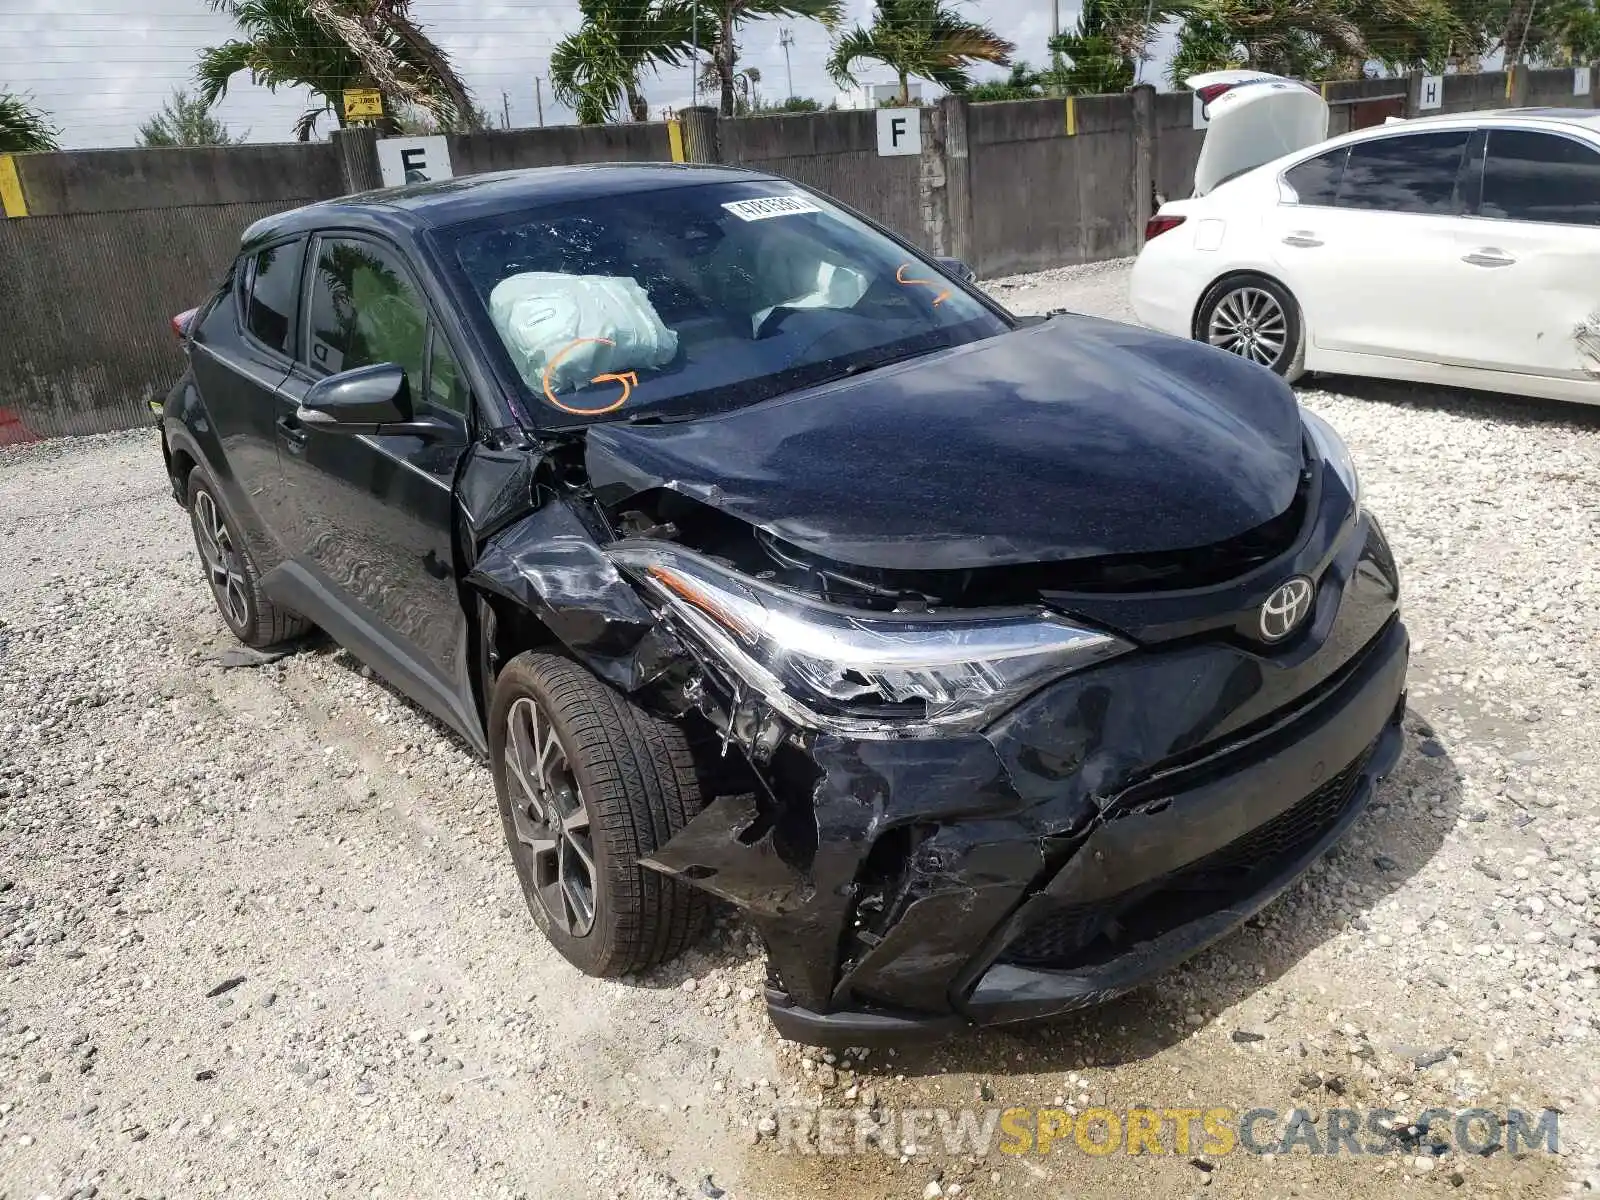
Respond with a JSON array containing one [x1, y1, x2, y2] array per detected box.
[[262, 561, 489, 756]]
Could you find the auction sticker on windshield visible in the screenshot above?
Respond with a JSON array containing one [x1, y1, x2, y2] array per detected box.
[[722, 195, 823, 221]]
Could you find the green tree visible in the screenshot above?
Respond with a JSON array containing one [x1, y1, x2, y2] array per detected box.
[[195, 0, 479, 140], [1050, 0, 1198, 91], [696, 0, 844, 118], [139, 89, 244, 146], [965, 61, 1049, 101], [0, 90, 59, 153], [752, 94, 831, 111], [1170, 0, 1456, 80], [553, 0, 838, 122], [1168, 13, 1246, 78], [550, 0, 699, 123], [699, 61, 763, 113], [827, 0, 1016, 103], [1500, 0, 1600, 64]]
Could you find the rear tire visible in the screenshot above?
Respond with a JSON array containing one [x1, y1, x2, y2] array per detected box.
[[489, 652, 709, 977], [186, 468, 310, 648], [1197, 274, 1306, 384]]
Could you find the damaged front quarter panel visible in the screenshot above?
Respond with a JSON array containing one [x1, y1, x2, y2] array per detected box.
[[466, 499, 688, 695]]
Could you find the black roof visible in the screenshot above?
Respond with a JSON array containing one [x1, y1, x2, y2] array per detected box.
[[241, 162, 773, 247]]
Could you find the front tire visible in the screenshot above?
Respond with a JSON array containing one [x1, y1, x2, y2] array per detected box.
[[186, 468, 309, 648], [489, 652, 709, 977], [1197, 274, 1306, 383]]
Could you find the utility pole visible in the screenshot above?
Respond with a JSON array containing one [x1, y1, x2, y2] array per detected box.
[[1050, 0, 1064, 93], [534, 77, 545, 127], [691, 7, 700, 106], [500, 90, 511, 129], [780, 27, 795, 101]]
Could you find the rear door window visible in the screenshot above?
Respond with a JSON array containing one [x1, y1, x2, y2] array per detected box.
[[1283, 147, 1348, 206], [1335, 131, 1471, 215], [238, 240, 304, 355], [1480, 129, 1600, 226], [303, 235, 428, 402]]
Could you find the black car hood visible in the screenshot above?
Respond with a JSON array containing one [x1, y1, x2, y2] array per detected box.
[[584, 314, 1305, 571]]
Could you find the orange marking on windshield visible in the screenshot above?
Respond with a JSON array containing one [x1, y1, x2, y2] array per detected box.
[[542, 337, 635, 415], [896, 263, 951, 306], [590, 370, 639, 404]]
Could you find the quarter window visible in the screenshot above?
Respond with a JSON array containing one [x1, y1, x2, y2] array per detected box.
[[239, 241, 302, 355], [1480, 130, 1600, 226], [1283, 147, 1347, 206], [426, 328, 469, 416], [1335, 131, 1470, 215], [304, 237, 428, 402]]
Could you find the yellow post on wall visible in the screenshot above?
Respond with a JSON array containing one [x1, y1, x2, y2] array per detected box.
[[0, 155, 28, 218]]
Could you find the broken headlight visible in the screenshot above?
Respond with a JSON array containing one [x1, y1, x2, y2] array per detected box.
[[607, 541, 1131, 739], [1302, 407, 1360, 515]]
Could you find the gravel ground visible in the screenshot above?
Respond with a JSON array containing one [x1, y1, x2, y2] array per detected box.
[[4, 261, 1600, 1200]]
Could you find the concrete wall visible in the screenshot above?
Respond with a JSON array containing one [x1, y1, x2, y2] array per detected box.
[[0, 143, 346, 442], [1153, 91, 1205, 204], [0, 202, 306, 440], [969, 94, 1139, 276], [448, 122, 671, 175], [14, 142, 343, 216], [719, 109, 925, 248], [1438, 69, 1512, 114], [1525, 66, 1594, 106], [3, 63, 1597, 441]]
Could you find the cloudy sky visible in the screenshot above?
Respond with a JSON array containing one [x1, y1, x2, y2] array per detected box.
[[3, 0, 1180, 149]]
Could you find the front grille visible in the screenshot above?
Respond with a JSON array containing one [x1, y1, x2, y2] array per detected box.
[[1001, 751, 1370, 968]]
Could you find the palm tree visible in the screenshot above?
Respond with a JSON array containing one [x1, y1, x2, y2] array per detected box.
[[1060, 0, 1198, 86], [827, 0, 1015, 103], [699, 61, 763, 113], [1046, 0, 1193, 94], [1171, 0, 1367, 77], [1171, 0, 1460, 79], [696, 1, 844, 118], [0, 90, 59, 153], [307, 0, 479, 127], [1540, 0, 1600, 62], [1497, 0, 1600, 64], [196, 0, 479, 140], [550, 0, 697, 123]]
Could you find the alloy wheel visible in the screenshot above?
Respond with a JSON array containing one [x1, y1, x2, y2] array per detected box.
[[503, 696, 598, 937], [193, 489, 250, 629], [1207, 286, 1289, 368]]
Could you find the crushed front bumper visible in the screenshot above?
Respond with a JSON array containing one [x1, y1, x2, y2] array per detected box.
[[766, 617, 1407, 1043], [644, 512, 1408, 1046]]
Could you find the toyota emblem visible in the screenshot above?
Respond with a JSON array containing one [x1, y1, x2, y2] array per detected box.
[[1259, 576, 1314, 642]]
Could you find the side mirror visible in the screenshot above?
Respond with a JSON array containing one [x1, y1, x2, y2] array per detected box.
[[297, 363, 454, 439], [936, 256, 976, 284]]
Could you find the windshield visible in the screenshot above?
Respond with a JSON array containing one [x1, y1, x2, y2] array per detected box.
[[446, 179, 1009, 426]]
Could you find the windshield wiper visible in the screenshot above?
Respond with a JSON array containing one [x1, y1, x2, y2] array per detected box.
[[811, 340, 949, 388], [623, 409, 703, 425]]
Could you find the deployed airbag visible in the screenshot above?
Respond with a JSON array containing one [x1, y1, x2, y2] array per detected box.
[[488, 272, 678, 393]]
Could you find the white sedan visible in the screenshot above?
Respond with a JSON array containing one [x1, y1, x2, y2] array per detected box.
[[1130, 71, 1600, 405]]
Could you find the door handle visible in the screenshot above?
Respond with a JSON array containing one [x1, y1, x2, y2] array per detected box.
[[275, 414, 308, 450], [1282, 232, 1323, 247], [1462, 248, 1515, 267]]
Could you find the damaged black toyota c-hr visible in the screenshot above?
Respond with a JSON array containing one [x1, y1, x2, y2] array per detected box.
[[157, 164, 1407, 1045]]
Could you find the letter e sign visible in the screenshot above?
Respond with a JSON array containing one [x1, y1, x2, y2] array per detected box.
[[876, 108, 922, 157], [377, 136, 455, 188]]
